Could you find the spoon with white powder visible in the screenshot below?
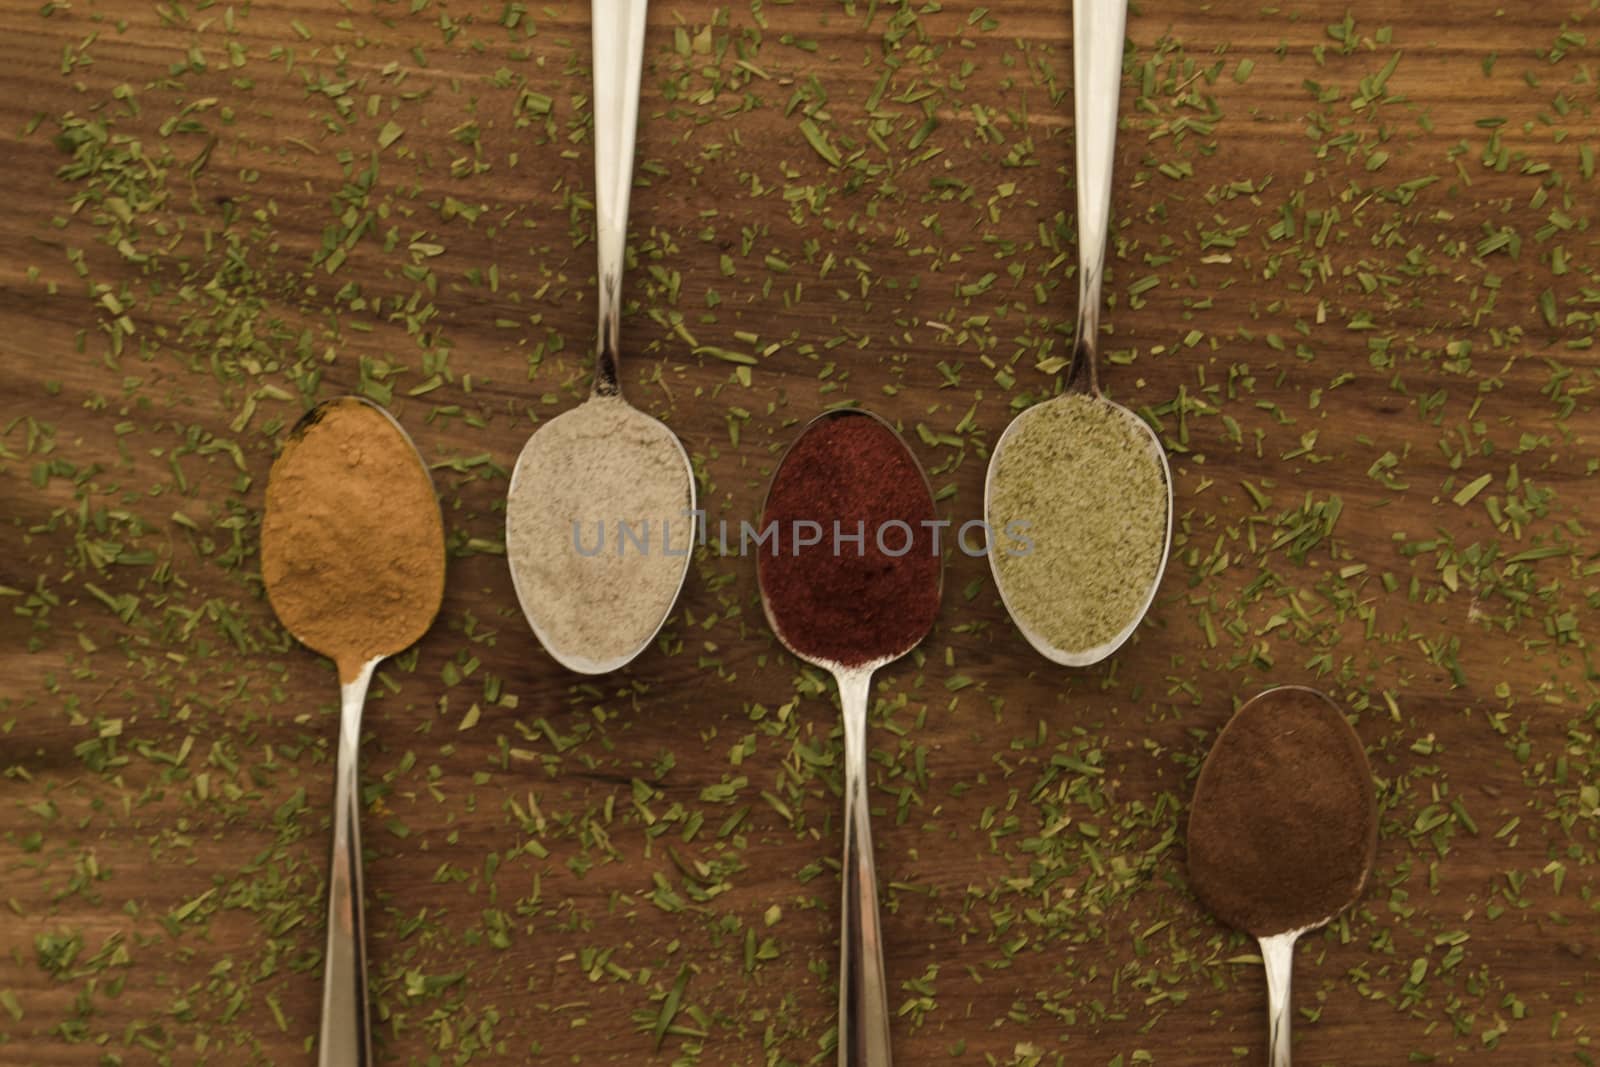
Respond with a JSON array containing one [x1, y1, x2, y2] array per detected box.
[[505, 0, 695, 674]]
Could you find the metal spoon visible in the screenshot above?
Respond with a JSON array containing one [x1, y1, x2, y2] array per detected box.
[[982, 0, 1173, 666], [260, 397, 447, 1067], [756, 410, 943, 1067], [1257, 928, 1311, 1067], [504, 0, 695, 674], [1187, 686, 1378, 1066]]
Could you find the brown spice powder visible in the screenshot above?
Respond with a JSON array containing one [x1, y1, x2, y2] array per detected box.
[[260, 398, 446, 682], [1186, 686, 1378, 937]]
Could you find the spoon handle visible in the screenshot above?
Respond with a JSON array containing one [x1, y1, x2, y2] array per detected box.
[[1065, 0, 1128, 396], [319, 660, 378, 1067], [1259, 931, 1298, 1067], [835, 668, 893, 1067], [590, 0, 649, 398]]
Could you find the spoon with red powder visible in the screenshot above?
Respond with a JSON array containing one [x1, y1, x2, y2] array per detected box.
[[1186, 686, 1378, 1065], [757, 410, 942, 1067]]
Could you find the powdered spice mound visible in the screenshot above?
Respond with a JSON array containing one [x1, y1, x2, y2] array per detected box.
[[504, 396, 692, 672], [260, 398, 446, 682], [985, 393, 1168, 654], [1186, 687, 1378, 937], [758, 413, 940, 667]]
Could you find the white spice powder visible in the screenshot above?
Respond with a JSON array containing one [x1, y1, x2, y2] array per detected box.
[[506, 396, 693, 671]]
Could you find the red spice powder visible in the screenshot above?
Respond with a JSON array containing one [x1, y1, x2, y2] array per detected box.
[[758, 413, 941, 667]]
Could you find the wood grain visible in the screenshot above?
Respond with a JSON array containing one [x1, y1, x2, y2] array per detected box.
[[1, 0, 1596, 1065]]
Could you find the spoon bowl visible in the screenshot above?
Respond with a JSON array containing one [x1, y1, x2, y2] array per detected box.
[[1187, 685, 1378, 1066], [983, 395, 1171, 666], [264, 397, 446, 673], [756, 407, 944, 670], [505, 398, 695, 676]]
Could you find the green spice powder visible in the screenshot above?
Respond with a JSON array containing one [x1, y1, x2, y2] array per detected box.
[[987, 394, 1168, 654]]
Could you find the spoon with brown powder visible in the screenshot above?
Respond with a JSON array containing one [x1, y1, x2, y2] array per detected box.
[[260, 397, 446, 1067], [1186, 686, 1378, 1066]]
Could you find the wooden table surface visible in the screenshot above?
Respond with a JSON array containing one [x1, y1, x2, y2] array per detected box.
[[2, 0, 1597, 1064]]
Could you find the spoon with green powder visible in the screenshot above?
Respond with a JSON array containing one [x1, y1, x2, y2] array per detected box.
[[1187, 687, 1378, 1065], [260, 397, 447, 1067], [982, 0, 1173, 666], [505, 0, 696, 674]]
